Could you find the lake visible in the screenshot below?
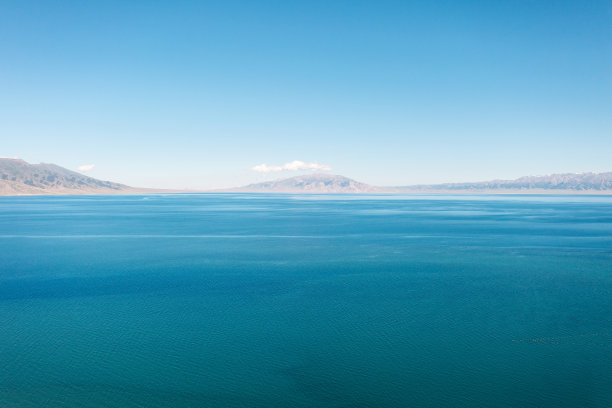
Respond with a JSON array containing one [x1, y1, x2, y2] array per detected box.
[[0, 194, 611, 407]]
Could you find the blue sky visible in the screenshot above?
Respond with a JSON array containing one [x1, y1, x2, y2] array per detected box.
[[1, 1, 610, 189]]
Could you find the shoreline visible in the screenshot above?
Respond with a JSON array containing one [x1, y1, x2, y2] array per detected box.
[[3, 189, 612, 197]]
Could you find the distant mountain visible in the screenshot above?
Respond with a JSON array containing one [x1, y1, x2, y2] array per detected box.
[[223, 171, 612, 194], [0, 158, 139, 195], [398, 172, 612, 192], [3, 158, 611, 196], [227, 173, 385, 193]]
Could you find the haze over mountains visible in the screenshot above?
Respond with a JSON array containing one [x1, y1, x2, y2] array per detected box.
[[2, 158, 612, 195]]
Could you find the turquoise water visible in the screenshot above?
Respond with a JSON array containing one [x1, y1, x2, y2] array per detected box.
[[0, 194, 611, 407]]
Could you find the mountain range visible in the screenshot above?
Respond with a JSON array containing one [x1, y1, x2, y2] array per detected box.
[[227, 172, 612, 194], [395, 172, 612, 193], [0, 158, 145, 195], [2, 158, 612, 195], [224, 173, 386, 193]]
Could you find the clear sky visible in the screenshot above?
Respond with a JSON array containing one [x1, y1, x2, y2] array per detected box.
[[1, 1, 610, 189]]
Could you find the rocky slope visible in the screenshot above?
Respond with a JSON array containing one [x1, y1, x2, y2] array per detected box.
[[229, 173, 385, 193], [0, 158, 136, 195], [399, 172, 612, 192]]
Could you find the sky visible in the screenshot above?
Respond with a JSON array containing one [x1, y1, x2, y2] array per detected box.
[[1, 1, 610, 189]]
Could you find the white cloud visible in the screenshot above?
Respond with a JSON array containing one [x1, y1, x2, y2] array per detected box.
[[251, 160, 332, 173], [77, 164, 95, 172]]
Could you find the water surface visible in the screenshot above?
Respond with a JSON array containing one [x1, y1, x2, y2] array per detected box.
[[0, 194, 611, 407]]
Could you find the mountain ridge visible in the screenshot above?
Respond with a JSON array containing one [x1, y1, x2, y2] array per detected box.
[[397, 171, 612, 192], [2, 158, 612, 195], [226, 172, 612, 194], [0, 158, 175, 195], [222, 173, 386, 193]]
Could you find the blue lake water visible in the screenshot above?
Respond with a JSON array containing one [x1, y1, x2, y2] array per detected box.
[[0, 194, 611, 407]]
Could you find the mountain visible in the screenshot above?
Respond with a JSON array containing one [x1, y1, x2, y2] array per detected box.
[[222, 171, 612, 194], [227, 173, 385, 193], [0, 158, 140, 195], [397, 172, 612, 192], [3, 158, 611, 195]]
